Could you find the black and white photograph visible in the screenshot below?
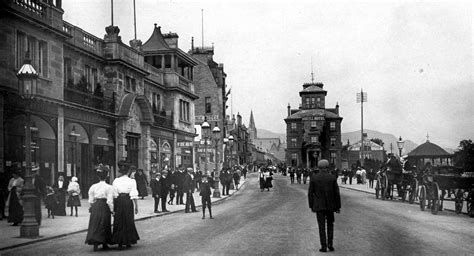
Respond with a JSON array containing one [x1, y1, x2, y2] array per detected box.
[[0, 0, 473, 255]]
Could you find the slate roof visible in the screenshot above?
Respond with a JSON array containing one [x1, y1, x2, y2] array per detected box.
[[300, 84, 326, 93], [407, 140, 451, 157], [285, 109, 342, 120], [142, 25, 171, 52]]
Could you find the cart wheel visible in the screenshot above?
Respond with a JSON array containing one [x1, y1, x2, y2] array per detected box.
[[431, 183, 440, 215], [375, 178, 380, 199], [419, 185, 426, 211], [409, 179, 418, 204]]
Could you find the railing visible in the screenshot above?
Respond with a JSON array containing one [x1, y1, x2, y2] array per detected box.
[[153, 112, 174, 129], [13, 0, 45, 17], [62, 21, 103, 56], [64, 87, 115, 113]]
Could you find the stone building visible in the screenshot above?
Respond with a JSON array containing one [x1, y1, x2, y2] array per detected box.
[[345, 140, 385, 168], [284, 82, 343, 169], [226, 113, 251, 166], [0, 1, 197, 195], [248, 110, 286, 162], [189, 43, 227, 173]]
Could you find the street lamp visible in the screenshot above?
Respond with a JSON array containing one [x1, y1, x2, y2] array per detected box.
[[212, 123, 221, 198], [69, 126, 80, 177], [223, 137, 229, 168], [228, 135, 234, 167], [17, 51, 39, 238], [397, 136, 405, 158], [201, 120, 210, 176]]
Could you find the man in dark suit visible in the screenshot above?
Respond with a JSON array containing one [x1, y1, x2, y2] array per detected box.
[[159, 171, 170, 212], [183, 168, 197, 213], [308, 159, 341, 253], [200, 174, 214, 219], [150, 172, 162, 213], [32, 166, 46, 225]]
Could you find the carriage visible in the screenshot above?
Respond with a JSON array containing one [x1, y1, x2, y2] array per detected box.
[[374, 165, 417, 203], [418, 166, 474, 216]]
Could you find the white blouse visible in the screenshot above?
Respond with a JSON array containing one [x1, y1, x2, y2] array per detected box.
[[88, 181, 115, 212], [67, 181, 81, 196], [112, 175, 139, 200]]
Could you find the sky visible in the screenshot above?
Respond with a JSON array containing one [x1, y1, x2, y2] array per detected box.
[[62, 0, 473, 149]]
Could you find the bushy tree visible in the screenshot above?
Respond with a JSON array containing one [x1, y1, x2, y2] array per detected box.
[[370, 138, 384, 147], [454, 139, 474, 171]]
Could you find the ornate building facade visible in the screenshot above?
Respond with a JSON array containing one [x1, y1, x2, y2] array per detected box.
[[0, 1, 197, 195], [284, 82, 343, 169]]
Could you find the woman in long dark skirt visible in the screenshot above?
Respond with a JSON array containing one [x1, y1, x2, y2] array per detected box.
[[85, 168, 115, 251], [6, 171, 24, 226], [53, 175, 68, 216], [134, 169, 148, 199], [259, 168, 266, 192], [111, 162, 140, 250]]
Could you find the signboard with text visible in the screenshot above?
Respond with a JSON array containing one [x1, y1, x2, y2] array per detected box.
[[195, 115, 220, 122]]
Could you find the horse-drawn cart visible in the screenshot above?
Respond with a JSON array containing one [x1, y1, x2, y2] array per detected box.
[[418, 167, 474, 216]]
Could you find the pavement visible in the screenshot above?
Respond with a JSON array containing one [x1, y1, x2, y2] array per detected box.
[[0, 176, 249, 252], [338, 177, 469, 215]]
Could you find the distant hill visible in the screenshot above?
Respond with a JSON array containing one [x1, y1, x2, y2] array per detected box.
[[341, 129, 418, 155], [257, 129, 286, 141]]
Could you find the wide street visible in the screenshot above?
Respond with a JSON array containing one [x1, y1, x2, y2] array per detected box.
[[3, 173, 474, 256]]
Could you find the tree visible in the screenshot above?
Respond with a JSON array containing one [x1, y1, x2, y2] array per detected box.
[[454, 139, 474, 171], [370, 138, 384, 147]]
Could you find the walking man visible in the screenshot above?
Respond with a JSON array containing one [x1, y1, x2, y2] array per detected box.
[[184, 168, 197, 213], [308, 159, 341, 253], [150, 172, 162, 213]]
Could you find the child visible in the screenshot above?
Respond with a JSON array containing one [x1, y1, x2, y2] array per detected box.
[[199, 174, 213, 219], [45, 186, 58, 219], [168, 184, 175, 205], [67, 176, 81, 217]]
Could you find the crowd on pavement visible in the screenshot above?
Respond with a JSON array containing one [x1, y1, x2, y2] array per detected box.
[[0, 162, 250, 252]]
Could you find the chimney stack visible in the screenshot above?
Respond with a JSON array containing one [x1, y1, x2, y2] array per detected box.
[[287, 103, 291, 117]]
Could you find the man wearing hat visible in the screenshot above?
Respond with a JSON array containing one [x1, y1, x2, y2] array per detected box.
[[159, 170, 170, 212], [183, 168, 197, 213], [150, 172, 162, 213], [31, 166, 46, 225], [308, 159, 341, 253]]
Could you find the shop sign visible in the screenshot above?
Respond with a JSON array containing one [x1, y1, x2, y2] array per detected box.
[[177, 141, 193, 147], [195, 115, 219, 122], [161, 140, 171, 153]]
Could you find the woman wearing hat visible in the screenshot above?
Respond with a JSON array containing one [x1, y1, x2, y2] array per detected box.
[[111, 161, 140, 249], [85, 167, 114, 251], [6, 169, 24, 226]]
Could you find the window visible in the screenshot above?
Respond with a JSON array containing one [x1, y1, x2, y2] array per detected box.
[[291, 153, 298, 160], [330, 122, 336, 131], [64, 57, 73, 86], [291, 138, 297, 147], [330, 152, 337, 164], [152, 93, 161, 113], [85, 65, 92, 91], [125, 76, 137, 92], [311, 136, 318, 143], [305, 97, 310, 107], [291, 123, 297, 130], [92, 68, 98, 91], [317, 97, 321, 107], [205, 97, 212, 113], [179, 99, 190, 122], [310, 121, 317, 128], [310, 97, 316, 107], [330, 137, 336, 146], [16, 31, 48, 77]]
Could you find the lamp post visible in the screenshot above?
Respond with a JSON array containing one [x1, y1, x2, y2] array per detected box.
[[397, 136, 405, 158], [228, 135, 234, 167], [223, 137, 229, 168], [17, 51, 39, 238], [201, 120, 210, 176], [212, 123, 221, 198], [69, 126, 80, 177]]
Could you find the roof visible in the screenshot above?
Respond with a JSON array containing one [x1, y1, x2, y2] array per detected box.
[[348, 140, 384, 151], [285, 109, 342, 120], [142, 25, 170, 52], [300, 84, 326, 93], [407, 140, 452, 157]]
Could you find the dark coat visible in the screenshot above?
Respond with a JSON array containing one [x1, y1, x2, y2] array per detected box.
[[308, 170, 341, 212], [159, 176, 169, 197], [32, 174, 46, 198], [183, 174, 194, 193], [150, 178, 162, 197], [199, 181, 213, 197]]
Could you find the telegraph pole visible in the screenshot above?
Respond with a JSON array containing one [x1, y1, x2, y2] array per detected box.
[[356, 90, 367, 166]]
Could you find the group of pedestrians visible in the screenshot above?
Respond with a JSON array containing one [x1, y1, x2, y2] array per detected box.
[[341, 167, 376, 187], [85, 161, 139, 251], [258, 167, 273, 191], [1, 166, 83, 227]]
